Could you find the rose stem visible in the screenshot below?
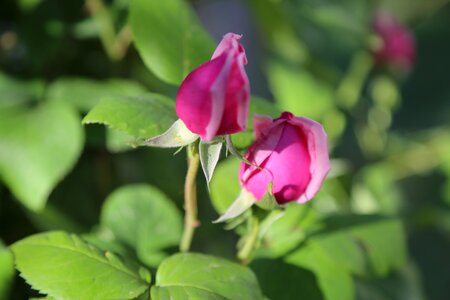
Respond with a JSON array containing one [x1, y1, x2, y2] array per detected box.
[[180, 142, 200, 252]]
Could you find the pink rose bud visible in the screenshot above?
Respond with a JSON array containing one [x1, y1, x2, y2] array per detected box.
[[176, 33, 250, 141], [240, 112, 331, 204], [372, 11, 416, 69]]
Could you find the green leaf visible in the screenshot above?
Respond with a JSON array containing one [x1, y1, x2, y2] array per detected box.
[[257, 203, 319, 258], [290, 216, 406, 282], [82, 94, 177, 139], [210, 157, 241, 214], [0, 72, 45, 109], [251, 259, 324, 300], [308, 5, 364, 34], [267, 61, 334, 120], [0, 102, 84, 211], [101, 184, 183, 266], [105, 128, 137, 153], [152, 253, 264, 300], [152, 286, 227, 300], [26, 203, 87, 233], [258, 213, 407, 300], [286, 242, 355, 300], [306, 232, 366, 275], [130, 0, 215, 85], [0, 241, 14, 300], [248, 96, 282, 117], [11, 231, 150, 300], [46, 77, 148, 112], [355, 263, 426, 300], [349, 218, 407, 276], [199, 139, 223, 185], [82, 228, 130, 258], [246, 0, 309, 64], [352, 163, 402, 214]]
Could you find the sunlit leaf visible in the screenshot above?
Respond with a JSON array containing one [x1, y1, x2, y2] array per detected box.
[[130, 0, 214, 85], [101, 184, 182, 266], [151, 253, 263, 300], [11, 231, 150, 300], [82, 94, 177, 140]]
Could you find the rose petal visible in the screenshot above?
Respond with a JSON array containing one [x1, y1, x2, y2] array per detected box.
[[253, 114, 273, 139], [214, 52, 250, 136], [288, 117, 331, 202], [176, 53, 228, 140], [211, 33, 246, 63], [205, 52, 235, 140], [240, 120, 284, 184]]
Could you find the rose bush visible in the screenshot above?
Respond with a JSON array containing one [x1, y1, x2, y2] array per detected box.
[[240, 112, 331, 204], [4, 0, 444, 298], [176, 33, 250, 141]]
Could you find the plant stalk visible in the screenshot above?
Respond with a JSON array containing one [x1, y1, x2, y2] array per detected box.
[[180, 142, 200, 252], [336, 50, 374, 110], [85, 0, 131, 61], [238, 216, 260, 265]]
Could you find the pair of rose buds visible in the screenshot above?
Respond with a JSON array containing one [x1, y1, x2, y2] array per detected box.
[[150, 12, 415, 217], [170, 33, 330, 210]]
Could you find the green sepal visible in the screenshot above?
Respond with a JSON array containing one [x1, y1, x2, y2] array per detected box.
[[256, 182, 281, 211], [199, 138, 223, 187], [213, 189, 256, 223], [140, 119, 198, 148]]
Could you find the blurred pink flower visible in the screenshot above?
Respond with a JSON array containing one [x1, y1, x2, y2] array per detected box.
[[176, 33, 250, 141], [372, 11, 416, 69], [240, 112, 330, 204]]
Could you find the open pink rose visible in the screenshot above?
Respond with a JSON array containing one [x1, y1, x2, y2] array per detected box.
[[176, 33, 250, 141], [240, 112, 330, 204], [372, 11, 416, 69]]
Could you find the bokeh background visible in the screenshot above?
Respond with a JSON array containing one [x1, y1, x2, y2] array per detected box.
[[0, 0, 449, 299]]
